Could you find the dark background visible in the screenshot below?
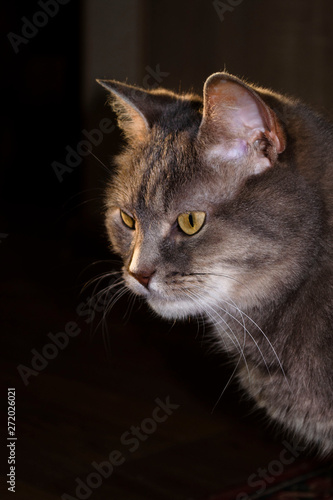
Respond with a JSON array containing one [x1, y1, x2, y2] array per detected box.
[[1, 1, 333, 499]]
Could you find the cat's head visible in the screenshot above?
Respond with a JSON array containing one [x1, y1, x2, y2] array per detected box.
[[97, 73, 320, 320]]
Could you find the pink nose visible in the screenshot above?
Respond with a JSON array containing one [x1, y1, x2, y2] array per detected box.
[[130, 270, 155, 288]]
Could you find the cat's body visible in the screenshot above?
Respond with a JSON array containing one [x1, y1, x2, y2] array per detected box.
[[98, 72, 333, 455]]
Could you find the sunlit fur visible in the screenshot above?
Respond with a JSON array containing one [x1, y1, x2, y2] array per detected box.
[[98, 73, 333, 456]]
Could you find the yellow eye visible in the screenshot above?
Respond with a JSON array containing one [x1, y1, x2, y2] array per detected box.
[[177, 211, 206, 235], [120, 210, 135, 229]]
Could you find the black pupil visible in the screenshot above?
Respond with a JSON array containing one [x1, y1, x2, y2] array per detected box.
[[188, 213, 194, 227]]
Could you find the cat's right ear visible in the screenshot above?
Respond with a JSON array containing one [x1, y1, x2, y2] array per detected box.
[[97, 80, 152, 142], [198, 72, 286, 174]]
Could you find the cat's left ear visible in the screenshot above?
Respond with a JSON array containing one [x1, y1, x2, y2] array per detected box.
[[198, 73, 286, 173], [97, 79, 153, 142]]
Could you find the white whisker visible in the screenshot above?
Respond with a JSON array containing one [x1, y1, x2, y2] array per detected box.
[[198, 278, 290, 389], [222, 295, 290, 390], [87, 149, 111, 175], [186, 288, 247, 362], [211, 354, 242, 414], [183, 286, 250, 410], [94, 282, 129, 345], [81, 270, 121, 294]]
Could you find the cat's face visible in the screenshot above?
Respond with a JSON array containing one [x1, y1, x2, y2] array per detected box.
[[100, 73, 320, 321]]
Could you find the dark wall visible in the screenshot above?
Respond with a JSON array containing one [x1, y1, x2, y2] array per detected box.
[[3, 0, 333, 242], [2, 2, 333, 498], [84, 0, 333, 240], [144, 0, 333, 108], [1, 1, 81, 236]]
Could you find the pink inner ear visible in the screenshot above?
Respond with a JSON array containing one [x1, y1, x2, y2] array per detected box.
[[200, 74, 286, 163], [207, 139, 248, 161], [209, 80, 266, 139], [237, 94, 266, 132]]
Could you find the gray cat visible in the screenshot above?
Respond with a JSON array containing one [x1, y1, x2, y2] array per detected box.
[[97, 72, 333, 455]]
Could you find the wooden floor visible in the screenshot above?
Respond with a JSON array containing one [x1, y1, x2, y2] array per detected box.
[[0, 233, 327, 500]]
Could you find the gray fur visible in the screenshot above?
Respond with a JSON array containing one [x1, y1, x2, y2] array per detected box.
[[98, 73, 333, 455]]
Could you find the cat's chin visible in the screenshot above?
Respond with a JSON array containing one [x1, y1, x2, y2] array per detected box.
[[147, 296, 200, 321], [125, 274, 204, 320]]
